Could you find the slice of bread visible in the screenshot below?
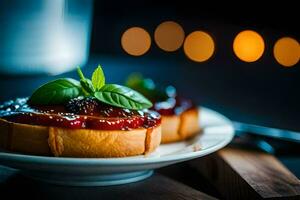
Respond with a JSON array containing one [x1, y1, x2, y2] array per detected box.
[[0, 118, 161, 158], [161, 108, 200, 143]]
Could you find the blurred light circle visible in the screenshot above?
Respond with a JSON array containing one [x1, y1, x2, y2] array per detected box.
[[183, 31, 215, 62], [233, 30, 265, 62], [121, 27, 151, 56], [154, 21, 185, 52], [273, 37, 299, 67]]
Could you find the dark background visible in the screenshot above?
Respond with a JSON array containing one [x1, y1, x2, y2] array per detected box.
[[1, 0, 300, 130], [0, 1, 300, 198], [89, 0, 300, 130]]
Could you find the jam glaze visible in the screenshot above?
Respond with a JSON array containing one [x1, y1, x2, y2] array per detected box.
[[0, 98, 161, 130], [153, 97, 196, 116]]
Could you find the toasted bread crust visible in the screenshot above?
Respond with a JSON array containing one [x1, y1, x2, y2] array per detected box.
[[0, 118, 161, 158], [161, 108, 200, 143]]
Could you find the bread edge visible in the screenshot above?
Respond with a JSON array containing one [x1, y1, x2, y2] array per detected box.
[[0, 118, 161, 158], [161, 108, 200, 143]]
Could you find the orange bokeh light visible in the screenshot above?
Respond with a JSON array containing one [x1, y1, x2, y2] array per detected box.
[[121, 27, 151, 56], [183, 31, 215, 62], [154, 21, 185, 52], [273, 37, 299, 67], [233, 30, 265, 62]]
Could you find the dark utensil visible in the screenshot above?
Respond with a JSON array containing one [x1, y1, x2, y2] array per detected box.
[[231, 130, 275, 154], [231, 122, 300, 155], [233, 122, 300, 144]]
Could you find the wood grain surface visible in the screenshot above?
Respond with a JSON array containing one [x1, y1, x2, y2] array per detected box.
[[189, 148, 300, 200], [0, 172, 217, 200]]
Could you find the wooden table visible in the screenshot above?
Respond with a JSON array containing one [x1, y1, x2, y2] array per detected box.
[[1, 147, 300, 200]]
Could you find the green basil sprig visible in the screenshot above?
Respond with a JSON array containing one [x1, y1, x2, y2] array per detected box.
[[95, 84, 152, 110], [29, 78, 81, 105], [29, 65, 152, 110], [91, 66, 105, 90], [77, 67, 95, 95]]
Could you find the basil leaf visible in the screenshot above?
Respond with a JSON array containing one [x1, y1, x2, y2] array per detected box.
[[80, 79, 95, 95], [77, 67, 95, 95], [92, 65, 105, 91], [94, 84, 152, 110], [29, 78, 81, 105]]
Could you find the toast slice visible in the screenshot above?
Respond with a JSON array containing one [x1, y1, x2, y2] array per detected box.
[[161, 108, 200, 143], [0, 118, 161, 158]]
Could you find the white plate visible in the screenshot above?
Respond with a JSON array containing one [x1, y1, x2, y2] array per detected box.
[[0, 107, 234, 186]]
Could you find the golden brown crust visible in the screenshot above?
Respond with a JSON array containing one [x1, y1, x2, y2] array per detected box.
[[144, 127, 161, 155], [0, 118, 11, 149], [161, 108, 201, 143], [0, 118, 161, 158], [160, 115, 181, 143]]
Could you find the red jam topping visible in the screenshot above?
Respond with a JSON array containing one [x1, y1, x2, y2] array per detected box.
[[0, 98, 161, 130], [153, 97, 196, 116]]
